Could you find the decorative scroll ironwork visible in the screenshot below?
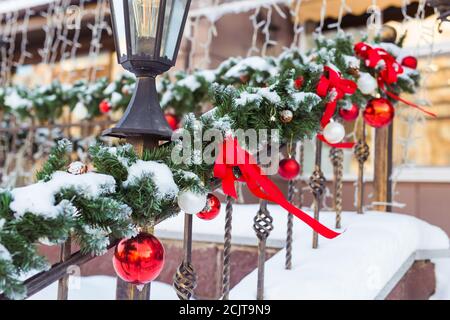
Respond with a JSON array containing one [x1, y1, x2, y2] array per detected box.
[[174, 260, 196, 300], [174, 214, 197, 300], [254, 199, 274, 300], [354, 122, 370, 214], [309, 139, 326, 249]]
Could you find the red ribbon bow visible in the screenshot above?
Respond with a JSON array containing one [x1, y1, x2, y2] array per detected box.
[[214, 137, 341, 240], [354, 42, 436, 117], [316, 66, 357, 148]]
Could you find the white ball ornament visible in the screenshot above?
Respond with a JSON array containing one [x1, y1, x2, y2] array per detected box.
[[357, 72, 378, 95], [323, 122, 346, 144], [73, 101, 89, 120], [177, 190, 207, 214]]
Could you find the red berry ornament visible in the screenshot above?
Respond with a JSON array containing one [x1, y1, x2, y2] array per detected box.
[[363, 98, 395, 128], [99, 100, 112, 114], [165, 113, 179, 130], [113, 233, 165, 284], [339, 104, 359, 121], [401, 56, 418, 69], [278, 158, 300, 180], [294, 76, 304, 90], [197, 193, 221, 220]]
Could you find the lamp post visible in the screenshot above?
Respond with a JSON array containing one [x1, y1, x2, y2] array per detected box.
[[105, 0, 191, 300], [104, 0, 191, 140]]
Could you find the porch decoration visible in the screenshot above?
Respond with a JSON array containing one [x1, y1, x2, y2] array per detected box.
[[0, 29, 434, 300], [113, 232, 165, 285], [278, 158, 301, 181], [363, 98, 396, 128], [196, 194, 221, 221]]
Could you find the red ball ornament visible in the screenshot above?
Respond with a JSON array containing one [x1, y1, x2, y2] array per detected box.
[[197, 193, 221, 220], [165, 113, 179, 130], [294, 76, 304, 90], [113, 233, 165, 285], [278, 158, 300, 180], [401, 56, 418, 69], [363, 98, 395, 128], [339, 104, 359, 122], [99, 100, 112, 114]]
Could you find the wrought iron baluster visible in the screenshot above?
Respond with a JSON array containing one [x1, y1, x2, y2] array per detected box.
[[173, 213, 197, 300], [355, 121, 370, 214], [309, 139, 326, 249], [222, 195, 233, 300], [285, 144, 300, 270], [285, 180, 294, 270], [254, 199, 273, 300], [329, 147, 344, 229]]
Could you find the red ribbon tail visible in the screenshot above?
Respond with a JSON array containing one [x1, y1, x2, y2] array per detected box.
[[379, 81, 437, 117], [320, 101, 337, 128], [215, 138, 341, 240], [317, 134, 355, 149], [244, 164, 341, 239]]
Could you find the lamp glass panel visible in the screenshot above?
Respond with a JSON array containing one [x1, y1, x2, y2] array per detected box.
[[160, 0, 188, 60], [111, 0, 127, 57], [129, 0, 161, 56]]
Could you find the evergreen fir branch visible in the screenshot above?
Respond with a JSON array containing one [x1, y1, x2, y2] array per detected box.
[[89, 144, 130, 182], [35, 139, 72, 182]]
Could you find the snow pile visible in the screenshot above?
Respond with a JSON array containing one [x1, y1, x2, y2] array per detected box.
[[27, 276, 178, 300], [231, 210, 448, 300], [4, 90, 32, 110], [197, 70, 216, 82], [123, 160, 179, 200], [177, 75, 201, 91], [235, 92, 263, 107], [257, 87, 281, 104], [10, 171, 116, 219], [0, 243, 12, 262], [290, 92, 321, 111], [225, 56, 278, 78], [343, 54, 360, 69], [431, 258, 450, 300], [156, 205, 449, 299]]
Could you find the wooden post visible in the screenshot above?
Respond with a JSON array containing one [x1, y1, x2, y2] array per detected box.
[[115, 137, 158, 300], [386, 123, 394, 212], [373, 126, 389, 212], [56, 237, 71, 300]]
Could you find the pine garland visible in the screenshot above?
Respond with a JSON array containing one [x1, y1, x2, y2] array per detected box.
[[0, 31, 425, 299]]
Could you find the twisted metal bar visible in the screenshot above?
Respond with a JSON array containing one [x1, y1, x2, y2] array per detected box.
[[285, 180, 294, 270], [329, 147, 344, 229], [285, 146, 298, 270], [174, 261, 196, 300], [309, 140, 326, 249], [254, 200, 274, 300], [222, 196, 233, 300], [173, 214, 196, 300], [354, 122, 370, 214]]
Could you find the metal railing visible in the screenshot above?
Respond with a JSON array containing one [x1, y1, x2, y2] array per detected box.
[[0, 119, 398, 301]]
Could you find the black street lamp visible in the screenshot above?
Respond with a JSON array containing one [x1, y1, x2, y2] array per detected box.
[[104, 0, 191, 139]]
